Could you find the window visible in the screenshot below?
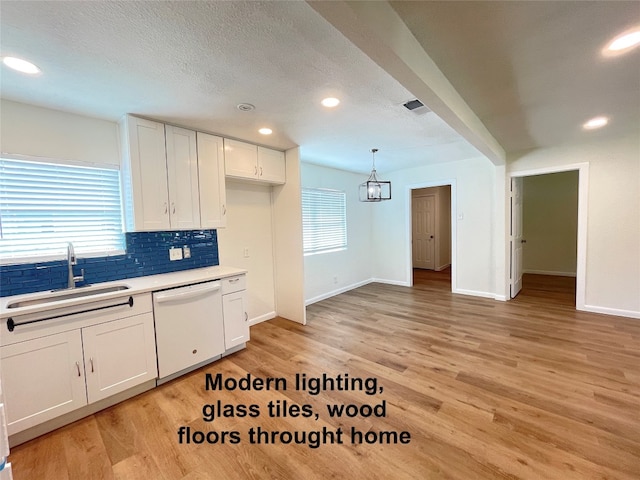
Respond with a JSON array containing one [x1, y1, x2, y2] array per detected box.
[[302, 188, 347, 255], [0, 157, 125, 262]]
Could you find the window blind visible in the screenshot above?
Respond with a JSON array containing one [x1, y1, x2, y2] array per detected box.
[[302, 188, 347, 255], [0, 158, 125, 262]]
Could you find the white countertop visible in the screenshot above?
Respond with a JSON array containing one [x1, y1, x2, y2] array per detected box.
[[0, 265, 246, 320]]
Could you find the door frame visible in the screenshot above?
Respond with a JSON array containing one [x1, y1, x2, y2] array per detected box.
[[507, 163, 588, 310], [406, 179, 456, 291]]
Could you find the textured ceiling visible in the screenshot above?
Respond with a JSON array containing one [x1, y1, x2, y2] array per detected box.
[[389, 1, 640, 153], [0, 0, 479, 174], [2, 1, 638, 174]]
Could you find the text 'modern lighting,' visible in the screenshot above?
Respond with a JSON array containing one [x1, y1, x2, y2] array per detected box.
[[359, 149, 391, 202]]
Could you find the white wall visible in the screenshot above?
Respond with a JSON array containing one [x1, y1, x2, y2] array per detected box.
[[301, 163, 373, 304], [272, 147, 306, 324], [217, 182, 276, 324], [0, 99, 120, 166], [509, 134, 640, 317], [523, 172, 578, 276], [372, 156, 500, 298]]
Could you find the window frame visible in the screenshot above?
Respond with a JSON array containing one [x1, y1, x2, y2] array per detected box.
[[302, 187, 347, 256], [0, 154, 126, 265]]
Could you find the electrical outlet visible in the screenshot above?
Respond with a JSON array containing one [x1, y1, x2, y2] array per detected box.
[[243, 248, 250, 258], [333, 276, 338, 284], [169, 247, 183, 261], [183, 246, 191, 259]]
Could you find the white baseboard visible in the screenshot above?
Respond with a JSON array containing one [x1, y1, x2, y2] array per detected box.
[[581, 304, 640, 319], [494, 294, 508, 301], [523, 269, 577, 277], [372, 278, 411, 287], [305, 279, 373, 306], [435, 263, 451, 272], [453, 288, 496, 299], [249, 311, 276, 325]]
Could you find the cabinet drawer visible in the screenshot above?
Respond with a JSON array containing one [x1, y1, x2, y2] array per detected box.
[[221, 275, 246, 295], [1, 293, 153, 347]]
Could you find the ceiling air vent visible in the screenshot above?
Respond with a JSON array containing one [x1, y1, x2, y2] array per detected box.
[[236, 103, 255, 112], [402, 99, 430, 114]]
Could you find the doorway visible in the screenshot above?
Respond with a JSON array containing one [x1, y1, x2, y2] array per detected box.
[[509, 164, 588, 310], [410, 185, 452, 290]]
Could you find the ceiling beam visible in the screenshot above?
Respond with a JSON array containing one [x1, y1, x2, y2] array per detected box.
[[308, 0, 506, 165]]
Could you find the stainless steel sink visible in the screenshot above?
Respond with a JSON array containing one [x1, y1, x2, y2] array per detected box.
[[7, 284, 130, 309]]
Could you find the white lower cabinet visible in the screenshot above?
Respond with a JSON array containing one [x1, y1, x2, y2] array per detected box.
[[0, 294, 157, 437], [221, 275, 249, 349], [1, 330, 87, 435], [222, 291, 249, 349], [83, 313, 157, 403]]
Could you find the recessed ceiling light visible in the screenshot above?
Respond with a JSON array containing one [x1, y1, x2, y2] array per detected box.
[[582, 116, 609, 130], [258, 128, 272, 135], [2, 56, 41, 75], [603, 26, 640, 56], [321, 97, 340, 108]]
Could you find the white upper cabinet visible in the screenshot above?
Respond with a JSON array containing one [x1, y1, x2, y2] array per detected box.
[[120, 115, 226, 231], [225, 139, 285, 185], [257, 146, 286, 184], [120, 116, 170, 231], [165, 125, 200, 230], [224, 139, 258, 179], [196, 132, 227, 228]]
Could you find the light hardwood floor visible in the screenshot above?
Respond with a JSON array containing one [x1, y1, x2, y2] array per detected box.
[[8, 272, 640, 479]]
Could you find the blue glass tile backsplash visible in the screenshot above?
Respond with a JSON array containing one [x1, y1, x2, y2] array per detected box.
[[0, 230, 218, 297]]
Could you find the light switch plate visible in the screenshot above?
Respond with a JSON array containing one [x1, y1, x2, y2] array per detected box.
[[183, 246, 191, 259], [169, 247, 183, 261]]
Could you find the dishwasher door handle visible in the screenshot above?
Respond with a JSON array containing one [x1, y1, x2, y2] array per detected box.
[[154, 283, 220, 304]]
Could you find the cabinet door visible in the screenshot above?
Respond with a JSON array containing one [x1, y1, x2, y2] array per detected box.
[[222, 291, 249, 349], [0, 331, 87, 435], [124, 116, 170, 231], [197, 132, 227, 228], [257, 147, 286, 184], [224, 139, 258, 180], [165, 125, 201, 229], [82, 313, 157, 404]]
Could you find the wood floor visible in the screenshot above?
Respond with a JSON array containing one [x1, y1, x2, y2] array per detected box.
[[8, 273, 640, 479]]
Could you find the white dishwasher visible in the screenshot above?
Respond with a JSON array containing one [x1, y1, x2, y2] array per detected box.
[[153, 281, 225, 382]]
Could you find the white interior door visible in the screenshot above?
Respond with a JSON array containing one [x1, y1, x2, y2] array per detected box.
[[412, 194, 436, 270], [510, 177, 524, 298]]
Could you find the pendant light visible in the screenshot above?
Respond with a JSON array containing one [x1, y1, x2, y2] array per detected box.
[[359, 148, 391, 202]]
